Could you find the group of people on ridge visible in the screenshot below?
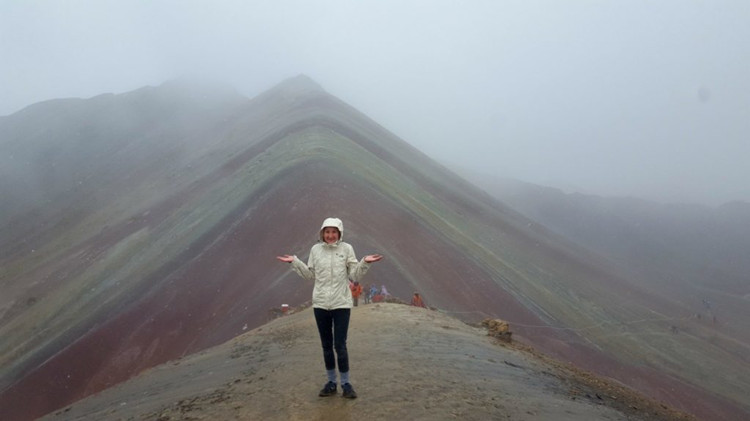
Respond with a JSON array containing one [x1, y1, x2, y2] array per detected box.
[[350, 281, 394, 306]]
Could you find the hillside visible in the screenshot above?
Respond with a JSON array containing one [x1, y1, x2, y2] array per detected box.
[[1, 76, 748, 420], [464, 176, 750, 352], [39, 303, 694, 421]]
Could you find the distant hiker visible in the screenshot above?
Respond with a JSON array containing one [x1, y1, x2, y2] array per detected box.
[[350, 281, 363, 307], [277, 217, 383, 399], [380, 284, 390, 297], [369, 284, 378, 303], [411, 292, 426, 308], [363, 284, 372, 304]]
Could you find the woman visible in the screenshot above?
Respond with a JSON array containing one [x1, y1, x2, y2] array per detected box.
[[277, 217, 383, 398]]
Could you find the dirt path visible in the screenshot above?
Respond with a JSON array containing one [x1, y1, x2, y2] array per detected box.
[[42, 303, 695, 421]]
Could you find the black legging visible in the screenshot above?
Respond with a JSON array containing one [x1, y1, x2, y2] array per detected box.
[[313, 308, 351, 373]]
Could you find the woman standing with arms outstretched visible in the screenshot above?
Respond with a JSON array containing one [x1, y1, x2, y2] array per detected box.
[[277, 217, 383, 399]]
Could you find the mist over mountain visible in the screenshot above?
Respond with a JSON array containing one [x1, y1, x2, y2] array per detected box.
[[1, 77, 748, 420], [460, 174, 750, 311]]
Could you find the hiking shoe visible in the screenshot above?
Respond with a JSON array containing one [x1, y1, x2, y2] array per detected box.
[[319, 381, 337, 397], [342, 383, 357, 399]]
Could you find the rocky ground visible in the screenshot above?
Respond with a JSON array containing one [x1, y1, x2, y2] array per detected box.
[[42, 303, 695, 421]]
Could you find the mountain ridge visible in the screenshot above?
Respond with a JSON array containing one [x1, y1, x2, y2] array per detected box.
[[39, 303, 696, 421], [1, 77, 748, 420]]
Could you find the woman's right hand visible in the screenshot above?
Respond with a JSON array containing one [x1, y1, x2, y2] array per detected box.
[[364, 254, 383, 263], [276, 255, 294, 263]]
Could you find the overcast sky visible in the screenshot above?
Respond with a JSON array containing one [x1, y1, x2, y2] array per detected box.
[[2, 1, 749, 206]]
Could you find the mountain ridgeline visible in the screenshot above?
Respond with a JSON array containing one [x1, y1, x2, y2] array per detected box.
[[0, 76, 748, 420]]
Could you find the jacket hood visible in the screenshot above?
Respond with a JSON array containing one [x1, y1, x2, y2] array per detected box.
[[319, 217, 344, 243]]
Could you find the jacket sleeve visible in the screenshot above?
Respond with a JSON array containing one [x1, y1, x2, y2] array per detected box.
[[346, 244, 371, 282], [290, 253, 315, 282]]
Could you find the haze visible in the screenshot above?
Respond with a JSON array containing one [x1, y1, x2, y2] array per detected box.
[[2, 0, 748, 206]]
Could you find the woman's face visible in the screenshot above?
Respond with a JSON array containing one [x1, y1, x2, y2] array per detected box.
[[322, 227, 340, 244]]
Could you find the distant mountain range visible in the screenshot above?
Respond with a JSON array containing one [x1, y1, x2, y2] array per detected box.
[[466, 175, 750, 293], [1, 76, 747, 420]]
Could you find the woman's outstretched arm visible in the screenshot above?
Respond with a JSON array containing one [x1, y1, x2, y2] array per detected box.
[[277, 254, 315, 281]]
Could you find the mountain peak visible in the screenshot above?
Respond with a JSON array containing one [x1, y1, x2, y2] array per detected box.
[[276, 74, 325, 93], [253, 74, 326, 103]]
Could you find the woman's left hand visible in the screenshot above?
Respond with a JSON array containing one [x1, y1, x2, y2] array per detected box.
[[364, 254, 383, 263]]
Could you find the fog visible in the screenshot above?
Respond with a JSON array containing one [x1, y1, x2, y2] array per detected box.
[[2, 1, 749, 206]]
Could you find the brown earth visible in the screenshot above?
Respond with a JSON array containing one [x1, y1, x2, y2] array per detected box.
[[42, 303, 695, 421]]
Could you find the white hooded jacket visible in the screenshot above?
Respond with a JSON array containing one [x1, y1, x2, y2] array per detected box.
[[290, 218, 371, 310]]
